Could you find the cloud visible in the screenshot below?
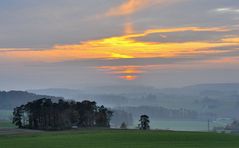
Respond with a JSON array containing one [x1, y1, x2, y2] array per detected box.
[[0, 26, 237, 63], [214, 7, 239, 14], [124, 21, 135, 34], [103, 0, 180, 17], [1, 25, 239, 80], [221, 37, 239, 43], [0, 24, 239, 81], [105, 0, 154, 17], [98, 65, 143, 80]]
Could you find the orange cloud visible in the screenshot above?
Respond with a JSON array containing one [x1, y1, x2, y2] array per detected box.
[[104, 0, 178, 17], [221, 37, 239, 43], [105, 0, 151, 17], [0, 26, 237, 63], [1, 26, 238, 80], [123, 26, 230, 38], [124, 21, 135, 34]]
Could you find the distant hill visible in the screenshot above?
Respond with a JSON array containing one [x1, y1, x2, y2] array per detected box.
[[28, 88, 83, 99], [160, 83, 239, 95], [184, 83, 239, 91], [117, 106, 200, 120], [28, 83, 239, 119], [0, 91, 63, 109], [28, 83, 239, 103]]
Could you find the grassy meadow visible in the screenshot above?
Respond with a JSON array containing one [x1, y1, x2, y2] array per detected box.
[[0, 110, 12, 121], [0, 121, 15, 128], [0, 130, 239, 148]]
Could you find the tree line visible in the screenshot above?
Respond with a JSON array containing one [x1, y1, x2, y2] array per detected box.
[[12, 98, 113, 130]]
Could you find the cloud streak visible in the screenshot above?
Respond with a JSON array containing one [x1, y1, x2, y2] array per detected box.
[[104, 0, 181, 17], [214, 7, 239, 14], [105, 0, 154, 17], [0, 26, 237, 62], [0, 26, 238, 80]]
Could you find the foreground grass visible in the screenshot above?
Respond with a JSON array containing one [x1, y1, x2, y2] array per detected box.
[[0, 129, 239, 148]]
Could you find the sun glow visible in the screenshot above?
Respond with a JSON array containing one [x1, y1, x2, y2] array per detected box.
[[0, 26, 234, 62], [98, 65, 143, 81], [0, 26, 238, 80], [119, 75, 138, 81]]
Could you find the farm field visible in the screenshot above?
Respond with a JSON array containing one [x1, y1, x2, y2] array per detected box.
[[0, 129, 239, 148], [145, 119, 231, 131], [0, 121, 15, 128], [0, 110, 11, 121]]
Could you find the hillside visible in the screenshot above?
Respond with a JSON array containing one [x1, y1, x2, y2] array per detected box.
[[28, 83, 239, 119], [0, 91, 63, 110]]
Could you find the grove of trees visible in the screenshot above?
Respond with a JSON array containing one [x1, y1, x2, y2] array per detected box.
[[12, 98, 113, 130]]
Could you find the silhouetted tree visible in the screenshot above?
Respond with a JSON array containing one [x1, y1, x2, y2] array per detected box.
[[12, 106, 24, 128], [139, 115, 150, 130], [95, 105, 113, 127], [77, 101, 97, 127]]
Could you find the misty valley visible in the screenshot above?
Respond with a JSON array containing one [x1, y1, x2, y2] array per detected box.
[[1, 83, 239, 131]]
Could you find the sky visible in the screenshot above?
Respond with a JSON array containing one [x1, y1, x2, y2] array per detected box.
[[0, 0, 239, 90]]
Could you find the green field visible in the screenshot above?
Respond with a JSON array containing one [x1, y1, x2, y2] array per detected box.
[[0, 110, 12, 121], [0, 130, 239, 148], [146, 119, 231, 131], [0, 121, 15, 128]]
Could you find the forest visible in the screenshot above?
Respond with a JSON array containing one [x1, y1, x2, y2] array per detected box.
[[12, 98, 113, 130]]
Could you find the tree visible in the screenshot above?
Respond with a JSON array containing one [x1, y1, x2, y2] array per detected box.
[[12, 106, 24, 128], [77, 100, 97, 127], [120, 122, 127, 129], [95, 105, 113, 127], [139, 115, 150, 130], [225, 120, 239, 131]]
